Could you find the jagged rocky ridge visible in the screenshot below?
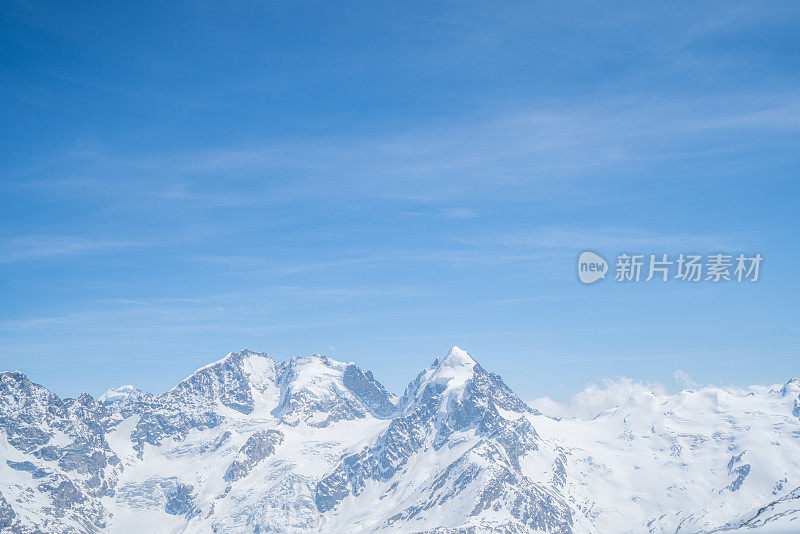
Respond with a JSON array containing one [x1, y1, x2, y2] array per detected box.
[[0, 347, 798, 533]]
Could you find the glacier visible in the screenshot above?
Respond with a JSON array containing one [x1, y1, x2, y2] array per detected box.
[[0, 347, 798, 533]]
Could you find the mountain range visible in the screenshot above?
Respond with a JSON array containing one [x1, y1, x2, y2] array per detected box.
[[0, 347, 799, 533]]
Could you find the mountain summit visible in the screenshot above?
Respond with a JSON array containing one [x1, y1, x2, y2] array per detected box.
[[441, 344, 476, 366], [0, 348, 799, 533]]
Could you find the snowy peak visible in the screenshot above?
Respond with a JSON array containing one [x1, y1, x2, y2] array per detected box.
[[108, 349, 395, 452], [273, 354, 395, 426], [430, 345, 477, 392], [99, 385, 148, 405], [165, 348, 276, 414], [431, 345, 477, 383], [99, 384, 140, 401], [275, 354, 349, 414], [447, 344, 474, 362], [780, 377, 800, 397], [180, 348, 273, 381], [0, 371, 61, 415], [0, 372, 78, 445], [402, 346, 477, 405], [400, 346, 528, 417], [314, 346, 543, 527], [440, 345, 477, 368]]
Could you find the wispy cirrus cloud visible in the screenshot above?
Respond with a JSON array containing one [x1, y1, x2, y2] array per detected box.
[[451, 226, 746, 253], [182, 223, 745, 278], [439, 207, 478, 219], [0, 235, 149, 263], [8, 90, 800, 213]]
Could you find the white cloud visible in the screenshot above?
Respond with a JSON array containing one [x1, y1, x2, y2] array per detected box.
[[674, 369, 701, 389], [530, 377, 667, 419]]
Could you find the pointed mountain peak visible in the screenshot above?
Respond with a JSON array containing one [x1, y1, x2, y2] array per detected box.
[[400, 346, 530, 417], [429, 346, 477, 383], [439, 346, 476, 369], [400, 347, 480, 409]]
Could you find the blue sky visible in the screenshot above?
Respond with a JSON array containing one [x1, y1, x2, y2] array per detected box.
[[1, 1, 799, 401]]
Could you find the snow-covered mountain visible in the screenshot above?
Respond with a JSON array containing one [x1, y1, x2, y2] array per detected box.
[[1, 347, 799, 533]]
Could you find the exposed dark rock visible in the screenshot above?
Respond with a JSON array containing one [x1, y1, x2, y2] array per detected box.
[[224, 430, 284, 482], [343, 364, 396, 418]]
